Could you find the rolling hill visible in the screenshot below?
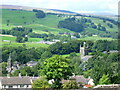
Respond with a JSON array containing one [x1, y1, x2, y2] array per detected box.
[[1, 5, 118, 41]]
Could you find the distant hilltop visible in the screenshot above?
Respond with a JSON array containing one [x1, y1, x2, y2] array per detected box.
[[0, 5, 76, 15]]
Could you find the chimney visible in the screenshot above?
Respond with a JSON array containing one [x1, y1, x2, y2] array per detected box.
[[18, 73, 22, 78], [26, 73, 27, 77], [32, 75, 34, 78], [7, 74, 10, 78]]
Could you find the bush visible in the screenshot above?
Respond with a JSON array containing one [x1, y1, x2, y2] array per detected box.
[[62, 80, 79, 89], [32, 76, 50, 89], [35, 10, 46, 18]]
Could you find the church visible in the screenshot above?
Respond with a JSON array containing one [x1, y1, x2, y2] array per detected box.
[[80, 42, 92, 62]]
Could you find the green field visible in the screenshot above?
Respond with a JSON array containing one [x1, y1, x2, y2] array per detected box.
[[79, 36, 114, 41], [1, 35, 47, 48], [1, 9, 73, 34], [1, 9, 118, 48], [86, 17, 118, 32], [2, 9, 117, 35], [2, 41, 49, 48]]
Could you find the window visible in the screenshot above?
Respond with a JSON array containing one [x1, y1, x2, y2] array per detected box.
[[9, 85, 13, 88], [20, 85, 24, 87]]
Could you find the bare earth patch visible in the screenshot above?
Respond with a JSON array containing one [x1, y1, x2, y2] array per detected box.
[[0, 34, 15, 37]]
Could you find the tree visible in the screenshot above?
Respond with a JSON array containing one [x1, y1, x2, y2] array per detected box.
[[40, 51, 52, 60], [69, 52, 77, 58], [32, 76, 50, 89], [107, 23, 113, 28], [62, 80, 79, 89], [6, 20, 10, 26], [16, 36, 23, 43], [35, 10, 46, 18], [71, 57, 82, 75], [0, 62, 8, 76], [99, 74, 111, 85], [41, 55, 73, 88], [58, 18, 84, 32], [24, 37, 28, 42]]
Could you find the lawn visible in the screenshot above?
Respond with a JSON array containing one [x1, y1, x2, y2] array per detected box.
[[2, 41, 49, 48], [1, 9, 72, 34], [79, 36, 114, 41]]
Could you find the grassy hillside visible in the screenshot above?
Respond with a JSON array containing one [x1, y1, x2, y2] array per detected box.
[[1, 9, 118, 48], [86, 17, 118, 32], [1, 9, 118, 34], [1, 9, 73, 34]]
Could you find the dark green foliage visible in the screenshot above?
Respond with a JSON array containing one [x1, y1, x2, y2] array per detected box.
[[33, 9, 39, 12], [24, 37, 28, 42], [92, 40, 118, 51], [96, 23, 106, 31], [83, 53, 120, 85], [103, 20, 106, 23], [35, 10, 46, 18], [70, 56, 83, 75], [41, 55, 73, 89], [58, 18, 84, 32], [101, 26, 106, 31], [2, 46, 47, 64], [62, 80, 79, 89], [2, 29, 11, 34], [32, 77, 50, 88], [2, 27, 32, 42], [107, 23, 113, 28], [91, 23, 97, 29], [28, 32, 48, 38], [48, 40, 81, 55], [40, 51, 52, 60], [16, 36, 23, 43], [69, 52, 77, 58], [107, 53, 120, 62], [11, 27, 32, 37], [99, 74, 111, 84], [0, 62, 8, 76], [13, 65, 40, 76]]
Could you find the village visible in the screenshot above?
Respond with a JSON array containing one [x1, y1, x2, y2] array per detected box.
[[0, 42, 119, 89]]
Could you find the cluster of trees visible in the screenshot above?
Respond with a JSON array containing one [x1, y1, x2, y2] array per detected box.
[[32, 51, 120, 88], [99, 32, 118, 39], [2, 40, 118, 64], [33, 9, 46, 18], [58, 17, 107, 34], [92, 40, 118, 51], [28, 32, 72, 42], [2, 27, 33, 43], [28, 32, 48, 38], [97, 24, 106, 31], [74, 13, 119, 26], [1, 39, 119, 88], [58, 18, 84, 32], [2, 27, 32, 37], [48, 40, 81, 55], [83, 52, 120, 85], [2, 46, 47, 64], [40, 55, 73, 88], [87, 15, 119, 25], [107, 23, 113, 28]]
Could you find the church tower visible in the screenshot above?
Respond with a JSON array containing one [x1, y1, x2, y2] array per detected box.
[[80, 42, 86, 58], [7, 53, 12, 74]]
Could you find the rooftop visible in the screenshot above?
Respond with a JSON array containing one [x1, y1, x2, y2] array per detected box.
[[0, 76, 32, 85]]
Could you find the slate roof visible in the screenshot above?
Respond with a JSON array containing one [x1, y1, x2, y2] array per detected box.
[[61, 75, 90, 84], [0, 76, 32, 85], [71, 75, 90, 84]]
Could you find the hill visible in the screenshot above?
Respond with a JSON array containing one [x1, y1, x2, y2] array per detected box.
[[1, 5, 118, 42], [0, 5, 76, 15]]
